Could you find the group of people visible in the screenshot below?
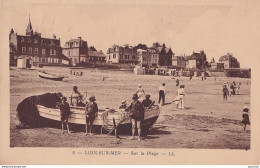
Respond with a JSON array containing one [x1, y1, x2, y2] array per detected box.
[[59, 86, 98, 135], [135, 82, 185, 109], [60, 85, 156, 140], [222, 81, 241, 101], [118, 85, 155, 141]]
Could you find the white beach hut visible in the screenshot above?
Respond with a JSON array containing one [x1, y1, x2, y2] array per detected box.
[[17, 55, 31, 68]]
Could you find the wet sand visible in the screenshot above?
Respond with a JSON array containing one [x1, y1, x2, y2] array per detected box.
[[10, 66, 251, 149]]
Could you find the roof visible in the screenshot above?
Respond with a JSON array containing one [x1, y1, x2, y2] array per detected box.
[[219, 55, 231, 61], [58, 54, 70, 61], [66, 39, 82, 43], [89, 49, 106, 57]]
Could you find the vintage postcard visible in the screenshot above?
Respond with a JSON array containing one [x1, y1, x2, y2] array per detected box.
[[0, 0, 260, 165]]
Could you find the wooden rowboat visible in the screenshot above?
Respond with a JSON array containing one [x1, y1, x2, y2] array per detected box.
[[38, 71, 64, 81], [36, 105, 160, 135]]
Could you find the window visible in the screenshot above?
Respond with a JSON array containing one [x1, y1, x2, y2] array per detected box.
[[21, 38, 25, 43], [120, 54, 123, 59], [34, 39, 38, 44], [28, 38, 31, 43], [29, 47, 32, 54], [125, 55, 129, 59], [50, 49, 56, 55], [42, 49, 46, 55], [34, 48, 38, 54], [132, 55, 135, 59], [109, 55, 111, 60], [21, 47, 25, 54], [113, 54, 116, 58]]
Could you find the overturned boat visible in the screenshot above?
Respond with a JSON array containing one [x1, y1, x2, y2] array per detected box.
[[38, 71, 64, 81]]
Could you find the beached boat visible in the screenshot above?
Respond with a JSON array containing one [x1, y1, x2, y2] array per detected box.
[[38, 71, 64, 81], [36, 104, 160, 135]]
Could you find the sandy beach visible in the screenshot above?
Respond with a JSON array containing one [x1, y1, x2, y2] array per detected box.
[[10, 66, 251, 149]]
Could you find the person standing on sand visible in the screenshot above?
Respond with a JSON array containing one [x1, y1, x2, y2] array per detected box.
[[236, 82, 241, 95], [159, 83, 166, 105], [128, 93, 144, 141], [85, 96, 98, 136], [71, 86, 83, 107], [176, 79, 179, 87], [242, 106, 250, 130], [136, 84, 145, 102], [60, 97, 71, 134], [177, 85, 185, 109], [222, 85, 229, 101]]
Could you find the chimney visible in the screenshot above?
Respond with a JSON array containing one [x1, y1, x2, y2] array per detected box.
[[78, 37, 82, 41], [53, 34, 56, 39]]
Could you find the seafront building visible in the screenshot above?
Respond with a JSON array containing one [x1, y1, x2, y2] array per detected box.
[[184, 51, 207, 70], [219, 53, 240, 69], [137, 49, 149, 67], [62, 37, 89, 66], [106, 44, 138, 64], [172, 55, 186, 68], [151, 43, 173, 67], [147, 47, 159, 67], [88, 46, 106, 64], [9, 17, 69, 67]]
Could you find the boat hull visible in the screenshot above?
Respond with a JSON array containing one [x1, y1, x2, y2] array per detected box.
[[37, 105, 160, 135], [38, 71, 64, 81]]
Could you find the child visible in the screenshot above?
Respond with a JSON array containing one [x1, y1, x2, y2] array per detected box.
[[60, 97, 71, 134], [85, 96, 98, 136], [242, 106, 250, 131], [222, 85, 229, 101]]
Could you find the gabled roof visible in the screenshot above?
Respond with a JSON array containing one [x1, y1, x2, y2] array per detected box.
[[57, 54, 70, 61], [89, 49, 106, 57]]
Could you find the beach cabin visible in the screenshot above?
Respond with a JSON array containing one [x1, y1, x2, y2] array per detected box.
[[17, 55, 31, 68], [134, 66, 145, 75]]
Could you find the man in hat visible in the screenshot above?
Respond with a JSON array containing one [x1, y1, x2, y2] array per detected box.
[[142, 94, 153, 108], [85, 96, 98, 135], [59, 97, 71, 134], [177, 85, 185, 109], [119, 100, 128, 109], [128, 93, 144, 141], [158, 83, 166, 105], [70, 86, 83, 107]]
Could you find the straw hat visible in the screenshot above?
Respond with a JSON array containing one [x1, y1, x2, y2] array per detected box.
[[243, 106, 248, 109], [138, 84, 142, 88], [121, 100, 127, 104]]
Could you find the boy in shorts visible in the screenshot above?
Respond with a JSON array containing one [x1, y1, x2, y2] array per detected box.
[[60, 97, 71, 134]]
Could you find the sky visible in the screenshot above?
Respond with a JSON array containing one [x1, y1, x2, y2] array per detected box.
[[2, 0, 260, 68]]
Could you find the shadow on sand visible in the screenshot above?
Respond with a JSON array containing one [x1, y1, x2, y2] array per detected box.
[[149, 125, 171, 135]]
